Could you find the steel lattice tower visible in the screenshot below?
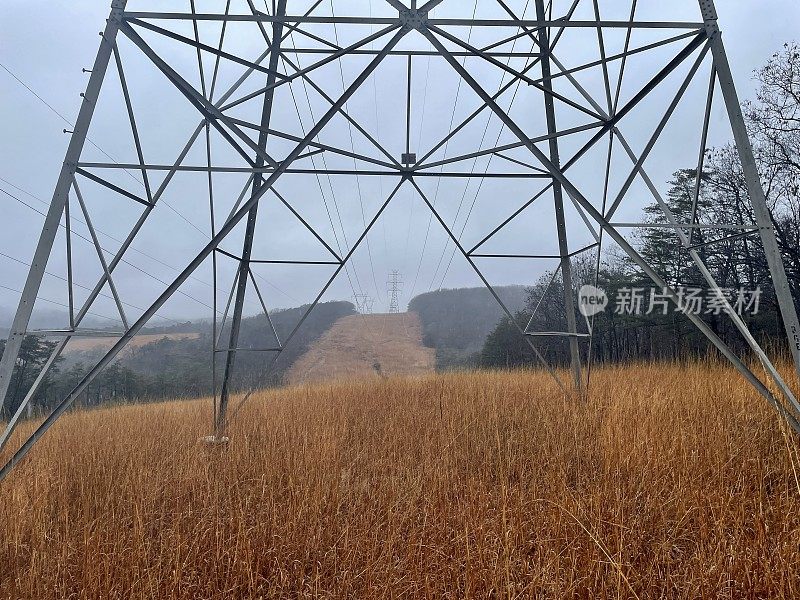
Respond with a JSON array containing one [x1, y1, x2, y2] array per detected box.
[[387, 271, 403, 313], [1, 0, 799, 481]]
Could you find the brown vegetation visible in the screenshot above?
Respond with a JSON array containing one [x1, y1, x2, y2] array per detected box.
[[1, 361, 799, 598], [286, 312, 435, 385]]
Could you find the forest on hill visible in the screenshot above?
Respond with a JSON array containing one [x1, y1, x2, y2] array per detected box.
[[409, 286, 528, 369], [0, 301, 354, 419]]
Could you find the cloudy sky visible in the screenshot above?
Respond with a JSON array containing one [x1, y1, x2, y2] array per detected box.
[[1, 0, 798, 330]]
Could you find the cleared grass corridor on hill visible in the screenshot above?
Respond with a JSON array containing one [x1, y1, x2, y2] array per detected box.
[[286, 312, 435, 385], [1, 362, 799, 598]]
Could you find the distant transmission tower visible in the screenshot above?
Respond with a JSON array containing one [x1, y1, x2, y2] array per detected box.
[[353, 294, 375, 314], [387, 271, 403, 314]]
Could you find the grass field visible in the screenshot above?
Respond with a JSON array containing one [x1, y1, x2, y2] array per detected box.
[[1, 361, 799, 598]]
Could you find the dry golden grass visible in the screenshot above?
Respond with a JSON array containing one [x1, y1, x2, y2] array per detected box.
[[1, 361, 799, 598]]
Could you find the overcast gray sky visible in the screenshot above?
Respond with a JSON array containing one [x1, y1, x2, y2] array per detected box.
[[1, 0, 798, 329]]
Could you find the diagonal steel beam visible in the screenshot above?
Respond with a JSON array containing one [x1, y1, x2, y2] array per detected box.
[[71, 179, 129, 330], [277, 52, 403, 169], [604, 43, 710, 219], [112, 43, 153, 203], [699, 0, 800, 383], [126, 17, 286, 77], [467, 33, 707, 254], [269, 187, 342, 261], [74, 167, 150, 207], [415, 122, 602, 172], [407, 177, 568, 394], [120, 20, 279, 170], [218, 23, 399, 112], [613, 131, 800, 415], [228, 118, 399, 170], [428, 23, 605, 122], [226, 178, 407, 424], [248, 268, 282, 350], [0, 8, 284, 437]]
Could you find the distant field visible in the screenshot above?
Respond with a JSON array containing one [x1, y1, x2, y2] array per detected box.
[[1, 362, 799, 598], [64, 332, 200, 353], [286, 312, 435, 385]]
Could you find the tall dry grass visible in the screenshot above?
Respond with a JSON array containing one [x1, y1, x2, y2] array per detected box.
[[1, 361, 799, 598]]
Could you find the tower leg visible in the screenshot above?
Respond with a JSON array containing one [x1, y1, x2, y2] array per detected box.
[[534, 0, 583, 392], [215, 0, 287, 437], [0, 0, 128, 415], [699, 0, 800, 384]]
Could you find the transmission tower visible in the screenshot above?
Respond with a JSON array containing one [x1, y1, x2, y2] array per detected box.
[[353, 294, 375, 314], [1, 0, 799, 482], [387, 271, 403, 314]]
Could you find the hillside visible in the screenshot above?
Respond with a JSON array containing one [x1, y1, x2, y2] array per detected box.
[[286, 312, 435, 385], [65, 332, 200, 354], [408, 285, 528, 369], [44, 301, 356, 404]]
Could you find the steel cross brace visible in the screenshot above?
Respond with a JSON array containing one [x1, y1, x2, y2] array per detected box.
[[0, 22, 410, 482], [2, 0, 798, 483], [534, 0, 582, 392], [419, 19, 800, 431], [699, 0, 800, 384], [0, 0, 129, 414], [0, 0, 346, 443], [0, 12, 291, 452]]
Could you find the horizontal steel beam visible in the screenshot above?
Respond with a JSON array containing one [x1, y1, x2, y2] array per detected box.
[[28, 329, 125, 337], [123, 13, 703, 29], [77, 163, 550, 178], [470, 253, 564, 259], [214, 348, 282, 353], [611, 222, 758, 230], [281, 48, 543, 58], [525, 332, 592, 338], [685, 229, 760, 250]]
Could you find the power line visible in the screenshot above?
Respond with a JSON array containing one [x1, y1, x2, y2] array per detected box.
[[435, 0, 536, 290], [0, 175, 203, 284], [282, 18, 367, 303], [423, 0, 480, 293], [0, 57, 298, 306], [329, 0, 382, 303], [0, 283, 118, 325], [0, 60, 213, 238], [0, 249, 181, 326], [0, 184, 218, 314], [0, 59, 298, 309]]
